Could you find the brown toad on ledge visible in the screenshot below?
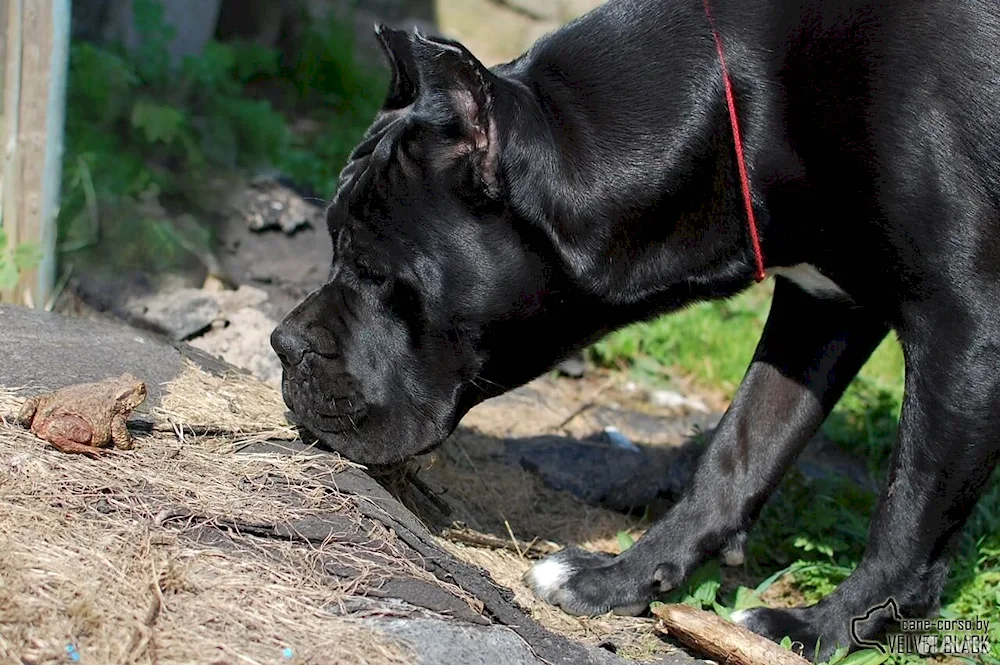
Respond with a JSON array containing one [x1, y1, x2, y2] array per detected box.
[[17, 374, 148, 457]]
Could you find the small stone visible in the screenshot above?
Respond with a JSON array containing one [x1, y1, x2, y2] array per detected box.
[[649, 390, 709, 413], [202, 274, 228, 292], [555, 353, 588, 378], [128, 289, 221, 342], [600, 426, 641, 453]]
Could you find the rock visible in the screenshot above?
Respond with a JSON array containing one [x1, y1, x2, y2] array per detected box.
[[0, 303, 226, 408], [586, 405, 719, 444], [594, 426, 641, 453], [126, 288, 221, 341], [121, 284, 281, 385], [372, 616, 671, 664], [648, 389, 710, 413], [241, 178, 324, 235], [797, 435, 879, 493], [505, 423, 878, 515], [555, 352, 588, 378], [371, 618, 546, 665], [505, 433, 703, 513], [189, 307, 283, 387]]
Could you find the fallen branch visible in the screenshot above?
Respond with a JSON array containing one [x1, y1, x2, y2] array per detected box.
[[652, 604, 811, 665], [440, 525, 560, 559]]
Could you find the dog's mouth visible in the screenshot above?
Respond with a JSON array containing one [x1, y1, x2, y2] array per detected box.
[[281, 371, 370, 435]]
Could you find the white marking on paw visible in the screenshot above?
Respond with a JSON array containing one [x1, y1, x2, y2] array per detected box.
[[770, 263, 847, 298], [526, 557, 572, 595], [730, 609, 751, 625]]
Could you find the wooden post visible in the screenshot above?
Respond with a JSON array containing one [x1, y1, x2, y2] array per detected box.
[[0, 0, 70, 308]]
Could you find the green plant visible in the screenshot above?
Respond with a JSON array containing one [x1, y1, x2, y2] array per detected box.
[[0, 229, 42, 291], [58, 0, 387, 273]]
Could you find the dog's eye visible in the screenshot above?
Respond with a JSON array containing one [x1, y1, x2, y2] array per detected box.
[[355, 260, 390, 287]]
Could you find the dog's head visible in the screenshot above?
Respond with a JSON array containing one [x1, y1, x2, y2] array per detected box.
[[271, 27, 609, 464]]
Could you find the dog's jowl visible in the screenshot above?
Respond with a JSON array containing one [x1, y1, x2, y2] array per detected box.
[[271, 0, 1000, 658]]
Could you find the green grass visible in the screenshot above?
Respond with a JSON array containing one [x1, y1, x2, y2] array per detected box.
[[594, 283, 999, 663]]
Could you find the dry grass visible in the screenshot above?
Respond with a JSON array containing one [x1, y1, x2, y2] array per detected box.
[[153, 360, 297, 442], [0, 371, 420, 665]]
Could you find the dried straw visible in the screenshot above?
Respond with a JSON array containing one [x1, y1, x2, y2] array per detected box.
[[0, 377, 417, 665]]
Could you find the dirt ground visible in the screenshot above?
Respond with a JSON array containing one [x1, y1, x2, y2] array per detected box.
[[412, 371, 734, 660]]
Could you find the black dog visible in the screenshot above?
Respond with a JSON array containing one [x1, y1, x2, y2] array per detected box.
[[271, 0, 1000, 658]]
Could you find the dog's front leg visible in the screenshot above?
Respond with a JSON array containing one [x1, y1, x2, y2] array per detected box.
[[735, 309, 1000, 660], [526, 280, 888, 616]]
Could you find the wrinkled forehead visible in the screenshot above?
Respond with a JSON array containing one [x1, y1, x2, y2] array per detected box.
[[327, 110, 465, 250], [329, 113, 406, 224]]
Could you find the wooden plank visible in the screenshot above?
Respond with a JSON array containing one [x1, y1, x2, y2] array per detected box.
[[1, 0, 24, 305], [0, 0, 69, 307]]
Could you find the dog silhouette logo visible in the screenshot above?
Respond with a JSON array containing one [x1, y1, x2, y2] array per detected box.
[[851, 597, 904, 653]]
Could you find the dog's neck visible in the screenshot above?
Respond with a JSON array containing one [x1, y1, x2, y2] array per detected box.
[[493, 0, 780, 311]]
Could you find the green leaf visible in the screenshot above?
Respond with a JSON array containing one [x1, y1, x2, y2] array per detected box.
[[616, 531, 635, 552], [820, 645, 851, 665], [12, 242, 41, 271], [691, 579, 721, 608], [828, 649, 889, 665], [131, 100, 187, 145], [754, 561, 816, 596], [779, 635, 793, 650], [0, 227, 7, 251], [0, 259, 19, 291], [712, 602, 732, 620], [680, 594, 702, 609], [733, 586, 765, 610]]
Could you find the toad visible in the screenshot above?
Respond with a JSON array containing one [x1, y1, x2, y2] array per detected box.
[[17, 374, 148, 457]]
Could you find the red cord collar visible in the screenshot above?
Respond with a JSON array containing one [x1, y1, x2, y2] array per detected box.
[[703, 0, 767, 282]]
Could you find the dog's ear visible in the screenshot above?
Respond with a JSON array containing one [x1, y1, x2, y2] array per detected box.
[[374, 24, 420, 109], [373, 26, 500, 195], [411, 31, 500, 196]]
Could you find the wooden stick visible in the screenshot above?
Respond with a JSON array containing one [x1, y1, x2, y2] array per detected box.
[[440, 526, 560, 559], [652, 604, 811, 665]]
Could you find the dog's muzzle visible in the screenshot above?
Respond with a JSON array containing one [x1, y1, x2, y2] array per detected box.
[[271, 322, 370, 435]]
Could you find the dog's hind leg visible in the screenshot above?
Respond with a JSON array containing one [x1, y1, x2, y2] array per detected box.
[[736, 309, 1000, 660], [526, 279, 888, 617]]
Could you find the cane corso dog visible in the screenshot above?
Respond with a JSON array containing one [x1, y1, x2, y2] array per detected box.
[[271, 0, 1000, 658]]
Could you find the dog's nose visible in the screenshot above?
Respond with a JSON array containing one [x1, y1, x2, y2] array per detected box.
[[271, 324, 311, 367]]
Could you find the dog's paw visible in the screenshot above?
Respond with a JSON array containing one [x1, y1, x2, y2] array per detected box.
[[732, 606, 848, 662], [523, 548, 651, 617]]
